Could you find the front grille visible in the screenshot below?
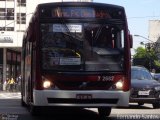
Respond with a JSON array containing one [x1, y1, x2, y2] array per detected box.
[[54, 81, 113, 90], [47, 98, 118, 104]]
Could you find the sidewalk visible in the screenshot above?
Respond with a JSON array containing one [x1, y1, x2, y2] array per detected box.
[[0, 91, 21, 99]]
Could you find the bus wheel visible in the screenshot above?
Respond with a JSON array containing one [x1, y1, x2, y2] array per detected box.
[[21, 95, 27, 107], [21, 98, 27, 107], [29, 105, 38, 116], [98, 107, 111, 118]]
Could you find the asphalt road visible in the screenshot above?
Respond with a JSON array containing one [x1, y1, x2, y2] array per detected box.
[[0, 92, 160, 120]]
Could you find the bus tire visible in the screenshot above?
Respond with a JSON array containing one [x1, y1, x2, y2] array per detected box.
[[98, 107, 111, 118], [29, 105, 38, 116], [21, 95, 27, 107], [21, 98, 27, 107]]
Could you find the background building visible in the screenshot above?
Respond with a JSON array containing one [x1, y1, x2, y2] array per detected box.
[[0, 0, 92, 90], [148, 20, 160, 58], [0, 0, 25, 90], [148, 20, 160, 42]]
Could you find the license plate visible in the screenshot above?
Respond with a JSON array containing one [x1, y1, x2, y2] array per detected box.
[[138, 90, 150, 95], [76, 94, 92, 99]]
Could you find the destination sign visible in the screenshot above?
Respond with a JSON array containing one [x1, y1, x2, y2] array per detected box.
[[53, 24, 82, 33], [51, 7, 118, 19]]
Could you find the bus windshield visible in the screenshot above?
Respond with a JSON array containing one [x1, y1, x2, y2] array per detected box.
[[41, 22, 125, 72]]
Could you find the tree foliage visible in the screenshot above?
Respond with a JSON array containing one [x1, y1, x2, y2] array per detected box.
[[133, 47, 147, 58], [133, 46, 160, 72]]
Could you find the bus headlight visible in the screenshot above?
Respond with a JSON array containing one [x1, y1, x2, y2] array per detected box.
[[115, 81, 123, 89], [42, 76, 58, 90], [109, 80, 124, 90], [43, 80, 52, 89]]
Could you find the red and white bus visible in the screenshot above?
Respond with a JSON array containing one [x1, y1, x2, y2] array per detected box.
[[21, 2, 132, 117]]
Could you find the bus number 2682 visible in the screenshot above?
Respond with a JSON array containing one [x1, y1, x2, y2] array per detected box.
[[98, 76, 114, 82]]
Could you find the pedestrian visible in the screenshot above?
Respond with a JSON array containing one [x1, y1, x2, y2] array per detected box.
[[8, 77, 15, 92], [16, 75, 21, 91]]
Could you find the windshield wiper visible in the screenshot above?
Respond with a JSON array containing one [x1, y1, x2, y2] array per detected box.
[[94, 24, 105, 43], [58, 10, 83, 48], [62, 32, 83, 48]]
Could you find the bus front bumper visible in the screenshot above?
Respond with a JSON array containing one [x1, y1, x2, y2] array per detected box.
[[33, 90, 130, 107]]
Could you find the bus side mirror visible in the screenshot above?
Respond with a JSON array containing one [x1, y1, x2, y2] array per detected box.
[[129, 34, 133, 48]]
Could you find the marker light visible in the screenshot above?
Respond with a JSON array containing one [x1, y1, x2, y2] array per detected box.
[[43, 80, 51, 89]]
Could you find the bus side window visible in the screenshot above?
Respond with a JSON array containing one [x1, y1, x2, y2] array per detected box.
[[111, 27, 125, 49], [113, 29, 125, 49]]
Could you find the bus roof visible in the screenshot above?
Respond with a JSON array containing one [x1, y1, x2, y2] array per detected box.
[[37, 2, 124, 10]]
